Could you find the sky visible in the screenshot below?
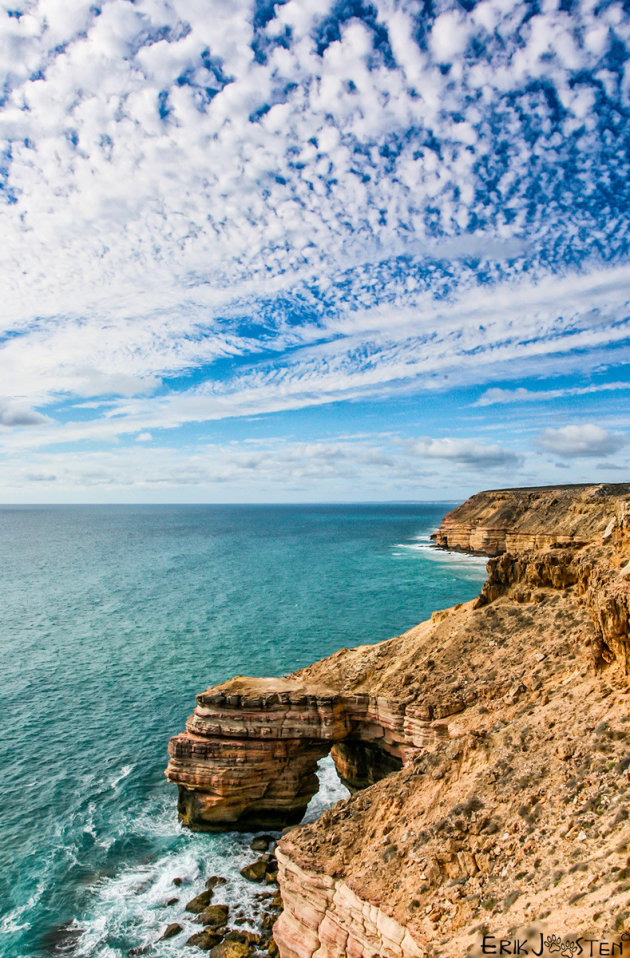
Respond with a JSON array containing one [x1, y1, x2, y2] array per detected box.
[[0, 0, 629, 503]]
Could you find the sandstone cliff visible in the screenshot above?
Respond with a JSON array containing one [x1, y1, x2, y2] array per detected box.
[[166, 483, 630, 957], [430, 483, 628, 555]]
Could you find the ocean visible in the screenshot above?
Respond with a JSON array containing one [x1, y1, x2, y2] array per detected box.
[[0, 504, 488, 958]]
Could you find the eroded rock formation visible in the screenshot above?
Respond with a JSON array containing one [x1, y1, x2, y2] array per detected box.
[[166, 676, 452, 830], [166, 482, 630, 957], [167, 679, 341, 830], [274, 851, 424, 957]]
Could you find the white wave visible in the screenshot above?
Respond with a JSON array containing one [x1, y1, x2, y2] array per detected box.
[[71, 756, 352, 957], [0, 879, 45, 936], [394, 536, 489, 570], [302, 754, 350, 824], [72, 796, 282, 957], [83, 803, 97, 839], [109, 764, 134, 790], [121, 795, 182, 839]]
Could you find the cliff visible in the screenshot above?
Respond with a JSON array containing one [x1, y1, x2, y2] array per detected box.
[[166, 483, 630, 957], [430, 483, 630, 555]]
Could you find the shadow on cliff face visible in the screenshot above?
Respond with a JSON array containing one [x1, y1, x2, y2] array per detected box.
[[331, 740, 403, 792]]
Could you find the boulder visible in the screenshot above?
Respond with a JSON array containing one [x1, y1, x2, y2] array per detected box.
[[158, 923, 182, 941], [185, 929, 224, 950], [222, 929, 260, 945], [239, 857, 269, 882], [185, 890, 214, 913], [208, 941, 253, 958], [250, 835, 274, 852], [205, 875, 228, 890], [194, 904, 229, 928]]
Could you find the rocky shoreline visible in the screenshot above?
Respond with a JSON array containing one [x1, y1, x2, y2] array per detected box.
[[166, 483, 630, 957], [144, 844, 283, 957]]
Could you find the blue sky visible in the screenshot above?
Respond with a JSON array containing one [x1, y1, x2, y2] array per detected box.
[[0, 0, 629, 501]]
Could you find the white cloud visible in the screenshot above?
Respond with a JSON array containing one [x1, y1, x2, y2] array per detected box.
[[0, 262, 627, 446], [475, 382, 630, 406], [0, 0, 626, 500], [476, 387, 558, 406], [411, 436, 520, 468], [536, 424, 627, 459], [0, 427, 626, 502], [0, 0, 621, 333], [430, 12, 470, 63], [0, 436, 401, 499], [0, 399, 49, 427]]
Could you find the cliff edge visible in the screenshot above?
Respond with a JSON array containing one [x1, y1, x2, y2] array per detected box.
[[166, 483, 630, 957]]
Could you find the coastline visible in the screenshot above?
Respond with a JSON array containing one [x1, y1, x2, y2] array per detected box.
[[166, 483, 630, 957]]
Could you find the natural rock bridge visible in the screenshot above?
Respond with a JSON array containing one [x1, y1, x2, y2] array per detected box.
[[165, 675, 454, 831]]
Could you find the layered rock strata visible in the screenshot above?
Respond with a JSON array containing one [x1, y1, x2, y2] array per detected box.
[[431, 482, 630, 556], [273, 851, 424, 957], [167, 482, 630, 957], [166, 677, 451, 830]]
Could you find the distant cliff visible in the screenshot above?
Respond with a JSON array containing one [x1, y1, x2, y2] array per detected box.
[[431, 482, 630, 555], [166, 483, 630, 958]]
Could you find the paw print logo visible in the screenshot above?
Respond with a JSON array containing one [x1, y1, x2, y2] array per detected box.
[[545, 935, 562, 953], [560, 941, 578, 957]]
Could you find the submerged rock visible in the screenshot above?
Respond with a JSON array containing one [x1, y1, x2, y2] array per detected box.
[[41, 921, 83, 953], [205, 875, 228, 890], [250, 835, 274, 852]]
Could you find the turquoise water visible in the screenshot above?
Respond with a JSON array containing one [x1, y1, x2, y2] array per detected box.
[[0, 504, 487, 958]]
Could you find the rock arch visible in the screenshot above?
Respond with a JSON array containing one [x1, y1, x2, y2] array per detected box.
[[165, 676, 448, 831]]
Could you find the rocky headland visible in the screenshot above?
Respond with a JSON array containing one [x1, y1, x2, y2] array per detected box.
[[166, 483, 630, 957]]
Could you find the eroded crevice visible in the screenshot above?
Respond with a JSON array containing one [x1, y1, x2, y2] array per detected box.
[[331, 740, 403, 792]]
